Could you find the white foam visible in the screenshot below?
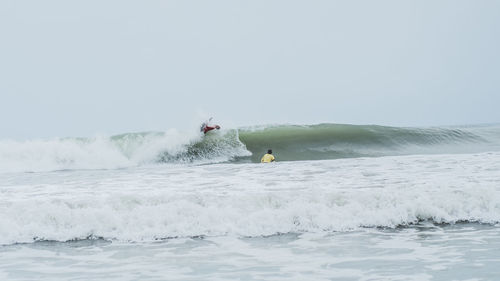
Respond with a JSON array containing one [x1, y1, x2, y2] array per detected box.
[[0, 137, 133, 173], [1, 152, 499, 245], [0, 129, 248, 173]]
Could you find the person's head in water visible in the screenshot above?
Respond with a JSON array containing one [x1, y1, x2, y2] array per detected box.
[[261, 149, 275, 163]]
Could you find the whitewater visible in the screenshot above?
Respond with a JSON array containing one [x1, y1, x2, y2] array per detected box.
[[1, 123, 500, 280]]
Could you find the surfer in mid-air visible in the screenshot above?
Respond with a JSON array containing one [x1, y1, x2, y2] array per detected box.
[[200, 118, 220, 134]]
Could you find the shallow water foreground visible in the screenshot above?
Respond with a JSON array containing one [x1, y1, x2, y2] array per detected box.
[[1, 223, 499, 281], [2, 151, 500, 280]]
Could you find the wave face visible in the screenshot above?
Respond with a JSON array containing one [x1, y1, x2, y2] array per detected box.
[[238, 124, 499, 162], [0, 123, 499, 173]]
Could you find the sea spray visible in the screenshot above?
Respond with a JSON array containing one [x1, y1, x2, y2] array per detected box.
[[0, 129, 249, 173]]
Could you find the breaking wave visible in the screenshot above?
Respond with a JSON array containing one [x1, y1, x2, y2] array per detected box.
[[0, 123, 499, 173]]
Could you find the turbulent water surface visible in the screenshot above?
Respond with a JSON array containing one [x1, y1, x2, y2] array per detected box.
[[1, 123, 500, 280]]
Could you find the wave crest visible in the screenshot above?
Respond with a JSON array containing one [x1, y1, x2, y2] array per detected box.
[[0, 129, 250, 173], [0, 123, 499, 173]]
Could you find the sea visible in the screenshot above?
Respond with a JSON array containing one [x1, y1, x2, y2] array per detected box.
[[1, 123, 500, 281]]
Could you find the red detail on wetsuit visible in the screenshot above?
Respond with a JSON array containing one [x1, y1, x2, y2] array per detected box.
[[203, 125, 220, 134], [203, 126, 216, 134]]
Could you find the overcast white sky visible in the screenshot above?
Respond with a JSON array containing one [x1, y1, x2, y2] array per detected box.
[[1, 0, 499, 139]]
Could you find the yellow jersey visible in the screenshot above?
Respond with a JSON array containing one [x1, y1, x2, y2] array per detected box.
[[261, 154, 275, 163]]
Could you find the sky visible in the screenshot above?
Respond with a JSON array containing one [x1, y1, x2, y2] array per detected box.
[[1, 0, 499, 139]]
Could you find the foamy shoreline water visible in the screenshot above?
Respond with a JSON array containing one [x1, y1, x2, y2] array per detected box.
[[1, 223, 499, 280], [2, 150, 500, 280], [1, 151, 499, 245]]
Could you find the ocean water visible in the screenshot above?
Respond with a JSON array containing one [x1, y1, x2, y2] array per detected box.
[[1, 124, 500, 280]]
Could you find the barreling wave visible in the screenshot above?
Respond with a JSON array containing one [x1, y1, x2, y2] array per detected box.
[[0, 123, 499, 173], [238, 123, 499, 162]]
